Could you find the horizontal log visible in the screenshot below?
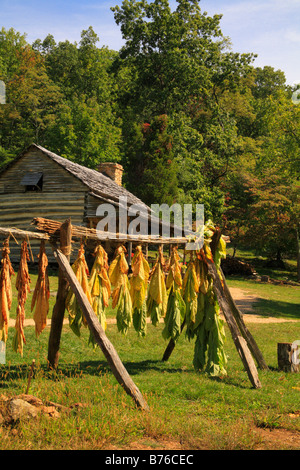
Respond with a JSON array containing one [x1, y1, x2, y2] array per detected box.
[[0, 220, 189, 248], [0, 204, 82, 211], [0, 226, 49, 241], [0, 211, 84, 222], [32, 217, 189, 244], [0, 192, 85, 200]]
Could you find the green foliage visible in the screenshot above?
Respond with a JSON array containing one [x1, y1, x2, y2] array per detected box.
[[111, 0, 255, 218], [0, 2, 298, 269], [0, 26, 121, 168], [124, 114, 178, 205], [222, 66, 300, 268], [162, 286, 186, 342]]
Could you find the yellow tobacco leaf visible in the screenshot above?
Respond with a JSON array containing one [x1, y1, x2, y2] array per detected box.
[[130, 246, 150, 310], [0, 238, 15, 342], [13, 241, 31, 355], [31, 241, 50, 337], [166, 247, 182, 290], [66, 244, 92, 336]]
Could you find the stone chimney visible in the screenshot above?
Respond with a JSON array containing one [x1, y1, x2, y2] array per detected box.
[[98, 162, 124, 186]]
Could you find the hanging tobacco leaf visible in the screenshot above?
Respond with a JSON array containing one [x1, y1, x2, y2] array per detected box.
[[109, 245, 132, 334], [162, 247, 185, 342], [13, 240, 31, 355], [89, 244, 111, 345], [192, 224, 228, 377], [31, 240, 50, 337], [146, 247, 167, 327], [0, 238, 15, 343], [130, 245, 150, 337], [66, 244, 92, 337]]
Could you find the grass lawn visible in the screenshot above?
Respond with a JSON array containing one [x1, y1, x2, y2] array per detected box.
[[1, 319, 300, 450], [0, 251, 299, 450]]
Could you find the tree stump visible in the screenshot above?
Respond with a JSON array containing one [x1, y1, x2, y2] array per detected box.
[[278, 343, 299, 373]]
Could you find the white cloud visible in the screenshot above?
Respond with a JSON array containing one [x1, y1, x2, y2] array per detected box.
[[219, 0, 300, 16], [285, 30, 300, 44]]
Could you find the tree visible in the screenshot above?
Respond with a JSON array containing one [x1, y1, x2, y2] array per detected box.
[[0, 29, 62, 161], [32, 27, 122, 166], [45, 95, 121, 168], [222, 169, 257, 257], [222, 66, 300, 277], [243, 172, 298, 260], [124, 114, 178, 205], [112, 0, 255, 218], [112, 0, 254, 117]]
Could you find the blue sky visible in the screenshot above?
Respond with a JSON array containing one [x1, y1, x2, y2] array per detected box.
[[1, 0, 299, 85]]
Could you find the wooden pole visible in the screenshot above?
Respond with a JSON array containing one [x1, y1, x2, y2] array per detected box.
[[220, 269, 268, 370], [211, 227, 267, 371], [47, 219, 72, 369], [0, 226, 49, 241], [52, 245, 150, 411], [206, 258, 262, 389]]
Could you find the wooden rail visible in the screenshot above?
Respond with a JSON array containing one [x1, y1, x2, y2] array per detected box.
[[32, 217, 190, 244]]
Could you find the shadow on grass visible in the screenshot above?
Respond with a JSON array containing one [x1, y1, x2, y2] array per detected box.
[[0, 358, 255, 391], [63, 359, 191, 377], [0, 359, 184, 382], [71, 360, 259, 390], [252, 298, 300, 320]]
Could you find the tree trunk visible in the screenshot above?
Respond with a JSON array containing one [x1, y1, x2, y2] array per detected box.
[[276, 249, 282, 263], [278, 343, 299, 373]]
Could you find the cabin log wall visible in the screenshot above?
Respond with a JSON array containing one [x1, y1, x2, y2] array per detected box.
[[0, 148, 87, 262]]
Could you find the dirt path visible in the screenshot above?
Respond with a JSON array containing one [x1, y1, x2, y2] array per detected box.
[[8, 286, 299, 327], [228, 287, 300, 323]]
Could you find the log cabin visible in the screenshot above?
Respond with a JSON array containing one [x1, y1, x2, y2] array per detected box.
[[0, 143, 152, 263]]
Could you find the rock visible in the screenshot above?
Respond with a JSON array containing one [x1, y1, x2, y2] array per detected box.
[[15, 394, 43, 407], [42, 405, 60, 418], [9, 398, 39, 421], [0, 394, 75, 424]]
